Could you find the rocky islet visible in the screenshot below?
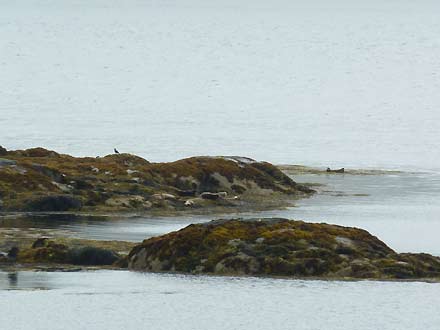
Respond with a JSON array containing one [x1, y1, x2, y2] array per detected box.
[[128, 218, 440, 280], [0, 146, 313, 213]]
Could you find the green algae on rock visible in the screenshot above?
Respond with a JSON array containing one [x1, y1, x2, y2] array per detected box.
[[127, 218, 440, 280], [0, 146, 313, 213]]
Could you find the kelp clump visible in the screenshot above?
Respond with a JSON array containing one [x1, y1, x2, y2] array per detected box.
[[128, 218, 440, 280]]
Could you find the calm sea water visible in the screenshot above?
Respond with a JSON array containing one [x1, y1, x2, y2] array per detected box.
[[1, 270, 440, 330], [1, 0, 440, 171]]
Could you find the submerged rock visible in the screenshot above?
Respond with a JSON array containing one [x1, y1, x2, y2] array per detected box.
[[128, 218, 440, 280]]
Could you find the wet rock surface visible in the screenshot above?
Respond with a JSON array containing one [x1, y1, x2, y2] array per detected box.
[[0, 147, 313, 213], [128, 218, 440, 280]]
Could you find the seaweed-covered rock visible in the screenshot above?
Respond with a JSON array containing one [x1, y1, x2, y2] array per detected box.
[[12, 147, 60, 158], [16, 239, 121, 266], [0, 147, 313, 212], [153, 156, 311, 195], [18, 241, 70, 263], [128, 218, 440, 280]]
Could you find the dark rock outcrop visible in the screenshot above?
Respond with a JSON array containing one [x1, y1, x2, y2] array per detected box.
[[128, 218, 440, 280], [25, 195, 83, 212], [69, 246, 119, 266], [200, 192, 227, 200], [16, 239, 121, 266], [7, 247, 19, 260], [0, 146, 7, 156]]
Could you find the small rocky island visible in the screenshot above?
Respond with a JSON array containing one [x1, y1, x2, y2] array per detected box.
[[128, 218, 440, 280], [0, 146, 313, 213]]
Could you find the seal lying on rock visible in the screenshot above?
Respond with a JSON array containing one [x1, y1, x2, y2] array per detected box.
[[200, 192, 228, 200], [326, 167, 345, 173], [32, 237, 49, 249], [0, 247, 19, 262], [128, 218, 440, 280]]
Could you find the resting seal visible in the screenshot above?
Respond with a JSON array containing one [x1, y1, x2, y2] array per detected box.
[[326, 167, 345, 173]]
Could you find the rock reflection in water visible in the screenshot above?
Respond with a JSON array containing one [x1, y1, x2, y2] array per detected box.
[[0, 272, 52, 291]]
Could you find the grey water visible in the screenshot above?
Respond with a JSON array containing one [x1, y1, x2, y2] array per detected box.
[[1, 0, 440, 171], [1, 270, 440, 330]]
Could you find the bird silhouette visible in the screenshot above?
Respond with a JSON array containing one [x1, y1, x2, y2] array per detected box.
[[114, 148, 120, 154]]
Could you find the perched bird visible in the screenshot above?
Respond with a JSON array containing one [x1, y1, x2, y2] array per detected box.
[[114, 148, 120, 154]]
